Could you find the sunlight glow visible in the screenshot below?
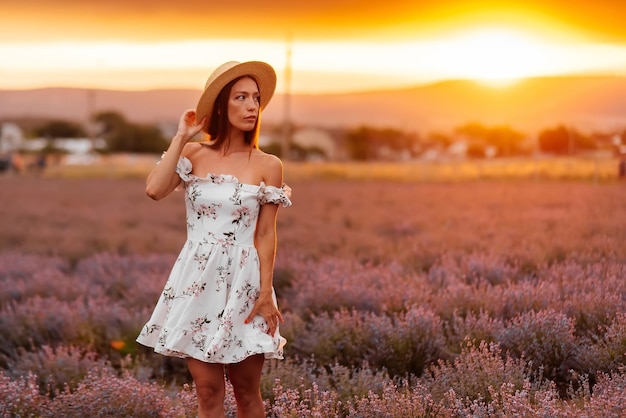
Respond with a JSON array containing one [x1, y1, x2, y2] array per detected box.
[[385, 26, 626, 88], [1, 29, 626, 93], [432, 28, 554, 86], [2, 40, 285, 71]]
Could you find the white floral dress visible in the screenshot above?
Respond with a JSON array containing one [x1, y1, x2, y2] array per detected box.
[[136, 156, 291, 363]]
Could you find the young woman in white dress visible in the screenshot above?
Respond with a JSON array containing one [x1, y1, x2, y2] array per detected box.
[[137, 61, 291, 418]]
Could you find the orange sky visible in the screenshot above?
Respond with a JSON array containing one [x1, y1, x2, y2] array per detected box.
[[3, 0, 626, 42], [1, 0, 626, 92]]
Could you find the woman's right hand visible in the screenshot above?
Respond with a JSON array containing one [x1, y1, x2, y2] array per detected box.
[[146, 109, 204, 200], [176, 109, 206, 142]]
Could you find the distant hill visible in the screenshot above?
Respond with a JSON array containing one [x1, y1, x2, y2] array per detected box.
[[1, 76, 625, 134]]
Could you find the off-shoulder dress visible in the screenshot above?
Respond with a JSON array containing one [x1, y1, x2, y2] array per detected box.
[[136, 156, 291, 363]]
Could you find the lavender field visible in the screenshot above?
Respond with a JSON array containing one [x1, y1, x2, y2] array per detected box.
[[1, 170, 625, 417]]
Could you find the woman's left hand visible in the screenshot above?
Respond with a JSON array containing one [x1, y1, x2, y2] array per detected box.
[[245, 293, 284, 336]]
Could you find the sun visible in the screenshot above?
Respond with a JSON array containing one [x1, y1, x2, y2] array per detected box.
[[436, 27, 558, 87]]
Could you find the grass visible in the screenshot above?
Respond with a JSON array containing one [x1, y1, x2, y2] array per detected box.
[[37, 153, 624, 183]]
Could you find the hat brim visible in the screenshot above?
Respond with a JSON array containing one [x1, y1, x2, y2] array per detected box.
[[195, 61, 277, 133]]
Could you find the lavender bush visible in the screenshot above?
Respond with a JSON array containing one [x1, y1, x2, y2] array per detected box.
[[6, 344, 111, 394], [1, 177, 625, 416]]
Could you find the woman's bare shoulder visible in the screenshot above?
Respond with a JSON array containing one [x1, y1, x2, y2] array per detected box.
[[252, 150, 283, 184], [183, 142, 220, 166], [254, 149, 283, 169], [181, 142, 204, 158]]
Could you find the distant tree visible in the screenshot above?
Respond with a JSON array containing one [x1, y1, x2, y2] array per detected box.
[[93, 111, 169, 153], [466, 142, 486, 159], [344, 126, 374, 161], [574, 133, 597, 151], [35, 120, 86, 138], [427, 132, 454, 147], [455, 122, 525, 157], [538, 125, 595, 155], [487, 126, 526, 156], [344, 126, 381, 160], [261, 142, 282, 158], [94, 112, 127, 137], [455, 122, 487, 141], [124, 124, 170, 154], [285, 142, 310, 161], [344, 126, 419, 161], [538, 125, 570, 155]]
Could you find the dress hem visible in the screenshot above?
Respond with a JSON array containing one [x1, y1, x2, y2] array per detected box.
[[135, 339, 285, 364]]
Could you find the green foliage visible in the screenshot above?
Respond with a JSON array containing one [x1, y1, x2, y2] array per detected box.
[[538, 126, 571, 154], [344, 126, 419, 160], [94, 111, 169, 153], [262, 141, 283, 157], [34, 120, 86, 138], [455, 122, 526, 157], [538, 125, 596, 155], [427, 131, 454, 147]]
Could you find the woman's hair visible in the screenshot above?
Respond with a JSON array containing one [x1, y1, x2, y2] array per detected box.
[[207, 75, 261, 149]]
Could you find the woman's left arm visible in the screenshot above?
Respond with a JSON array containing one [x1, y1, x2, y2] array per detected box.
[[245, 155, 285, 336]]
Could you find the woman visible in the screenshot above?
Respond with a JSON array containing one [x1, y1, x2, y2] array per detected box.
[[136, 61, 291, 418]]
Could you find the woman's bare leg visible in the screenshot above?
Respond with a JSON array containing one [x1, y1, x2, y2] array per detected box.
[[187, 358, 226, 418], [227, 354, 265, 418]]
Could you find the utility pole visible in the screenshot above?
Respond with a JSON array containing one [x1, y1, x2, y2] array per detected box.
[[86, 89, 97, 149], [567, 125, 574, 156], [282, 34, 292, 160]]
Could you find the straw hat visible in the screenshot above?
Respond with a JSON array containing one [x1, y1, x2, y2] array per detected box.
[[195, 61, 277, 132]]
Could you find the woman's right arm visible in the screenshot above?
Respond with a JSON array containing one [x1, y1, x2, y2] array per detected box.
[[145, 110, 205, 200]]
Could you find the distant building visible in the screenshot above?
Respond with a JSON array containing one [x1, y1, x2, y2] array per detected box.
[[292, 128, 337, 160], [20, 137, 105, 153], [447, 140, 468, 158], [0, 123, 24, 153]]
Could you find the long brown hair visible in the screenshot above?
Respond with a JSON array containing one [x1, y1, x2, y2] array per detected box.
[[207, 76, 261, 150]]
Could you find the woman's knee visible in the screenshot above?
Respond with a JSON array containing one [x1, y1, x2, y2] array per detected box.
[[187, 359, 226, 412], [195, 380, 226, 409]]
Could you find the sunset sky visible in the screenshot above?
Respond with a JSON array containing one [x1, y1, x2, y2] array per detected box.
[[2, 0, 626, 93]]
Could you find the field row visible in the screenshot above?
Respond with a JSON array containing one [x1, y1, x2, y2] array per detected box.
[[1, 175, 625, 416]]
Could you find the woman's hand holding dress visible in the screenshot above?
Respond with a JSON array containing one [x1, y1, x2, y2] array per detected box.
[[245, 293, 284, 337]]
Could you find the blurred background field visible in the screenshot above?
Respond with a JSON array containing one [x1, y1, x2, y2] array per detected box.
[[34, 153, 624, 183], [3, 158, 625, 260]]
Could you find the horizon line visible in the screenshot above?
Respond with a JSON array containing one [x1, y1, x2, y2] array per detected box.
[[1, 72, 625, 95]]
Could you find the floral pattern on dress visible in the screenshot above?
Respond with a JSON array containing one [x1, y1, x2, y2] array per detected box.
[[137, 156, 291, 363]]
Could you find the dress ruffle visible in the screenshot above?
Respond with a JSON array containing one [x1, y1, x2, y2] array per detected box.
[[259, 183, 292, 207], [138, 241, 286, 363], [175, 155, 292, 207], [174, 155, 193, 182]]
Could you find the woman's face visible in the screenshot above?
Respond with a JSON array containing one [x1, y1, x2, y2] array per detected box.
[[227, 77, 260, 133]]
